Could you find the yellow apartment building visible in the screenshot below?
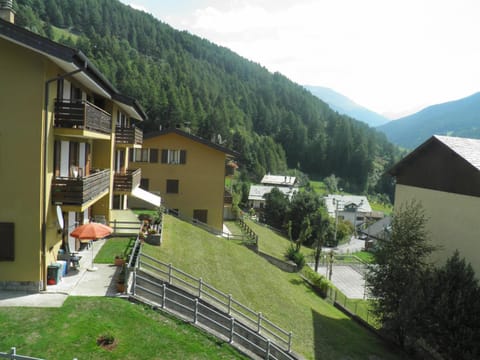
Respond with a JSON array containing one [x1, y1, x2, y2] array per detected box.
[[389, 135, 480, 277], [0, 7, 148, 291], [131, 128, 237, 232]]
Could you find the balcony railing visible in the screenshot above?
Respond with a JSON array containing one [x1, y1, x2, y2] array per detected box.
[[224, 189, 233, 205], [52, 169, 110, 206], [54, 99, 112, 135], [115, 126, 143, 146], [113, 168, 141, 192]]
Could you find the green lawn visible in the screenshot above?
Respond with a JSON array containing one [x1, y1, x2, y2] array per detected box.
[[143, 215, 406, 360], [52, 25, 79, 42], [0, 297, 247, 360], [351, 251, 375, 264], [226, 218, 315, 262], [309, 180, 328, 196], [370, 201, 393, 215], [95, 237, 136, 264]]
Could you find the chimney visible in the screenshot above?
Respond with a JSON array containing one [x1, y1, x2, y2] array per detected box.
[[0, 0, 15, 24]]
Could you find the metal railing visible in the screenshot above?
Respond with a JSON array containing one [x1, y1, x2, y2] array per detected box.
[[54, 99, 112, 134], [0, 347, 43, 360], [135, 254, 293, 353], [51, 169, 110, 206], [165, 209, 251, 244]]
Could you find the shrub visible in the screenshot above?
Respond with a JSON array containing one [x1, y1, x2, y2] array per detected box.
[[285, 244, 306, 269], [302, 266, 331, 298]]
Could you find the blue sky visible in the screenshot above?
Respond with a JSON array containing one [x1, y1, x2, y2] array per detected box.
[[120, 0, 480, 118]]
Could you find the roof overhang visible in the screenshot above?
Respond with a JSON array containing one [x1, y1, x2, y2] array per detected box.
[[131, 187, 161, 208]]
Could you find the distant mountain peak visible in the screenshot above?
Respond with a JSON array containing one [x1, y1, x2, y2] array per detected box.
[[377, 92, 480, 149], [304, 85, 389, 127]]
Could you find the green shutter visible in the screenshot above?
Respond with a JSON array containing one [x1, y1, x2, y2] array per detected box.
[[180, 150, 186, 164]]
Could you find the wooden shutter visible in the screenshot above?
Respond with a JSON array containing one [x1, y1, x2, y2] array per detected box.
[[129, 148, 134, 162], [166, 179, 179, 193], [150, 149, 158, 163], [54, 140, 61, 177], [0, 223, 14, 261], [161, 149, 168, 163], [180, 150, 186, 164], [85, 143, 91, 176]]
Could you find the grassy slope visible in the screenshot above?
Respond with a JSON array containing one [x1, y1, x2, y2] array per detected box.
[[0, 297, 247, 360], [143, 215, 405, 360]]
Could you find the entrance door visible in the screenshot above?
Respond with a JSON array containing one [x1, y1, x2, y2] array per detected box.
[[193, 209, 208, 224]]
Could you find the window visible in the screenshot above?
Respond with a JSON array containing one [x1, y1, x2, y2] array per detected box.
[[140, 178, 149, 191], [193, 210, 208, 224], [131, 148, 158, 163], [0, 222, 14, 261], [161, 149, 186, 164], [116, 111, 128, 128], [166, 179, 179, 194]]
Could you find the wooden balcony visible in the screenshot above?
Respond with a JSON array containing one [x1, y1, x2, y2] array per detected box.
[[52, 169, 110, 207], [224, 189, 233, 205], [113, 168, 141, 193], [115, 126, 143, 146], [54, 99, 112, 135]]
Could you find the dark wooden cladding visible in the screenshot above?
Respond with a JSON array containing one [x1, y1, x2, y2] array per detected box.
[[115, 127, 143, 145], [393, 139, 480, 197], [224, 189, 233, 204], [54, 99, 112, 134], [52, 169, 110, 205], [225, 165, 235, 176], [113, 168, 141, 192]]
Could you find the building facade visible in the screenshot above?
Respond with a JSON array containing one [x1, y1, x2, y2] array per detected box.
[[131, 128, 237, 232], [0, 11, 146, 291], [389, 135, 480, 276]]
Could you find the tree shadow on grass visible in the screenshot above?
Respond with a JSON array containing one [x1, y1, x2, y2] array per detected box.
[[311, 309, 409, 360]]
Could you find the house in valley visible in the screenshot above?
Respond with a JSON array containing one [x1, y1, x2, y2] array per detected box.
[[389, 135, 480, 276], [248, 174, 298, 210], [0, 7, 154, 291], [261, 174, 297, 187], [131, 127, 237, 232], [324, 194, 372, 230], [248, 185, 297, 210]]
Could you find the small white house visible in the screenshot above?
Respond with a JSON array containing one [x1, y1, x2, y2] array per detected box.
[[248, 185, 297, 209], [261, 174, 297, 187], [324, 194, 372, 229]]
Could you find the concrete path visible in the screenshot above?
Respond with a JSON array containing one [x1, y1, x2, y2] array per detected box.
[[313, 264, 369, 299], [0, 238, 120, 307], [322, 236, 365, 254]]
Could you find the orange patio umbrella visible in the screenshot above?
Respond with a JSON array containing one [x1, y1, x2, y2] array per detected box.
[[70, 222, 113, 271], [70, 222, 113, 240]]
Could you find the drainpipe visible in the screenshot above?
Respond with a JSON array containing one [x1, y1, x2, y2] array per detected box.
[[42, 63, 87, 290]]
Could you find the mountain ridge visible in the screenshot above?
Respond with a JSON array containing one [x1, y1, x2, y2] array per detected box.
[[304, 85, 389, 127], [377, 92, 480, 149]]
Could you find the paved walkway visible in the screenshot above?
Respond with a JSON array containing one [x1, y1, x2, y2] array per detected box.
[[0, 238, 121, 308], [314, 265, 368, 299]]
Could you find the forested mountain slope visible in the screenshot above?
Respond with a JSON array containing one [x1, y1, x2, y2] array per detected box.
[[15, 0, 398, 193], [378, 92, 480, 149]]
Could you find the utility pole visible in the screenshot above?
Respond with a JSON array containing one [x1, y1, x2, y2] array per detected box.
[[328, 250, 334, 280]]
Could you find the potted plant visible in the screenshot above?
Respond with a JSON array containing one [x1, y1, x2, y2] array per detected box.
[[114, 254, 125, 267], [116, 265, 126, 293], [146, 227, 161, 246]]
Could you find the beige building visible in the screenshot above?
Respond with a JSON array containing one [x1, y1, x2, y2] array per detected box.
[[0, 8, 148, 291], [389, 135, 480, 276], [131, 128, 237, 232]]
